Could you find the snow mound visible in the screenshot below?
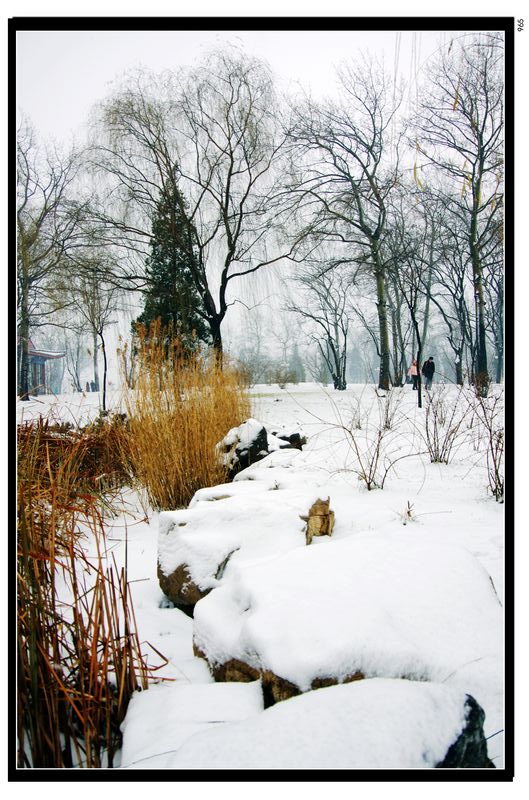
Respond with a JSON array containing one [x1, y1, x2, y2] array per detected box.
[[193, 532, 502, 693], [140, 679, 476, 770], [120, 680, 264, 769], [158, 480, 324, 594]]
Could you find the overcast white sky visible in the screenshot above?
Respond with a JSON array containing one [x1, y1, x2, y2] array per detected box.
[[15, 27, 486, 144]]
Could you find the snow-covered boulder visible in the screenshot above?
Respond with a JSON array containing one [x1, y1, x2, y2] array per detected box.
[[218, 418, 306, 478], [157, 479, 328, 607], [121, 679, 494, 769], [269, 424, 307, 451], [192, 532, 502, 705]]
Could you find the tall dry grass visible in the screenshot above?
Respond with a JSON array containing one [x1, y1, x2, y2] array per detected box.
[[120, 323, 250, 510], [17, 421, 164, 769]]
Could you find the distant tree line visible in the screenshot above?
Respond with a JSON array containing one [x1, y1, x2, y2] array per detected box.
[[17, 33, 504, 399]]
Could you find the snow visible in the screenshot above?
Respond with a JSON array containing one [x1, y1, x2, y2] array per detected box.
[[229, 417, 265, 449], [16, 389, 124, 428], [121, 679, 471, 770], [16, 382, 505, 771], [120, 681, 264, 769], [158, 480, 323, 592], [192, 532, 502, 693]]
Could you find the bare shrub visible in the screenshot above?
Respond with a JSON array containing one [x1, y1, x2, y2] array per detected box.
[[421, 385, 470, 464], [269, 361, 299, 389], [376, 387, 403, 430], [471, 389, 504, 501], [347, 388, 370, 430], [342, 423, 389, 490], [334, 389, 408, 490]]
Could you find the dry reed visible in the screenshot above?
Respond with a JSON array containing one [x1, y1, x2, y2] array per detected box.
[[17, 421, 163, 769], [120, 323, 250, 510]]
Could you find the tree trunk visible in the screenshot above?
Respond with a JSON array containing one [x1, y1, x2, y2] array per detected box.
[[420, 228, 435, 355], [410, 313, 423, 409], [455, 354, 464, 386], [92, 329, 100, 391], [18, 311, 31, 400], [470, 186, 489, 397], [416, 348, 423, 409], [210, 316, 223, 366], [395, 301, 408, 386], [494, 288, 503, 383], [389, 303, 403, 386], [99, 330, 108, 413], [374, 251, 391, 390], [473, 274, 489, 395], [18, 261, 31, 400], [494, 340, 503, 384]]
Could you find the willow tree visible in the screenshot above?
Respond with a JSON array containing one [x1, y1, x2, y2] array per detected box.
[[414, 33, 504, 396], [289, 59, 403, 390], [90, 49, 297, 358]]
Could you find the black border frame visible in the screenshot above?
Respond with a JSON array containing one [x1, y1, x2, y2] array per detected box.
[[9, 15, 515, 783]]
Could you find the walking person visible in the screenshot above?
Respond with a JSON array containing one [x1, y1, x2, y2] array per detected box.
[[422, 356, 435, 390], [407, 359, 419, 390]]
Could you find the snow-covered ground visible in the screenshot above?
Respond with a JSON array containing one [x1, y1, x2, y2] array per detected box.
[[16, 382, 505, 772]]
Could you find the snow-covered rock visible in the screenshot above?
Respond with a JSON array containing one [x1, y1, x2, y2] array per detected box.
[[192, 532, 503, 705], [121, 679, 494, 770], [157, 479, 326, 606], [217, 417, 306, 478]]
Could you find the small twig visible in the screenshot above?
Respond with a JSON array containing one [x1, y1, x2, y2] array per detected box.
[[486, 729, 504, 740]]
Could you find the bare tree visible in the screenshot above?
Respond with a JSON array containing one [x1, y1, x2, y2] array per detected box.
[[289, 59, 403, 389], [431, 210, 475, 385], [384, 191, 433, 407], [288, 263, 351, 390], [232, 307, 274, 386], [68, 253, 122, 411], [17, 121, 83, 398], [89, 49, 299, 358], [414, 33, 504, 396], [63, 323, 89, 393], [383, 186, 453, 404]]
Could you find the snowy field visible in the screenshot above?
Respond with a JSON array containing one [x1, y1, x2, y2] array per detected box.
[[16, 382, 505, 772]]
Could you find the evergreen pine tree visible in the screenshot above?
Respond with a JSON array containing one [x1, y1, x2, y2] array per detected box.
[[135, 187, 210, 349]]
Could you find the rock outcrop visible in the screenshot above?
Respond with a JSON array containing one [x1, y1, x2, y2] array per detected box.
[[191, 533, 502, 710], [158, 561, 217, 608], [218, 418, 307, 479], [193, 639, 364, 706], [435, 695, 496, 768], [157, 482, 325, 608]]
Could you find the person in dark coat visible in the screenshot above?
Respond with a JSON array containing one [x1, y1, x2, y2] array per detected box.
[[422, 356, 435, 390]]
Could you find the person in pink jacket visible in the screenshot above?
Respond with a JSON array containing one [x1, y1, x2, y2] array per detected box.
[[407, 359, 419, 390]]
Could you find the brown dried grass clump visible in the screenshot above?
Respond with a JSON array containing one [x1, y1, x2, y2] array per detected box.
[[17, 422, 165, 769], [17, 413, 129, 501], [120, 323, 250, 510]]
